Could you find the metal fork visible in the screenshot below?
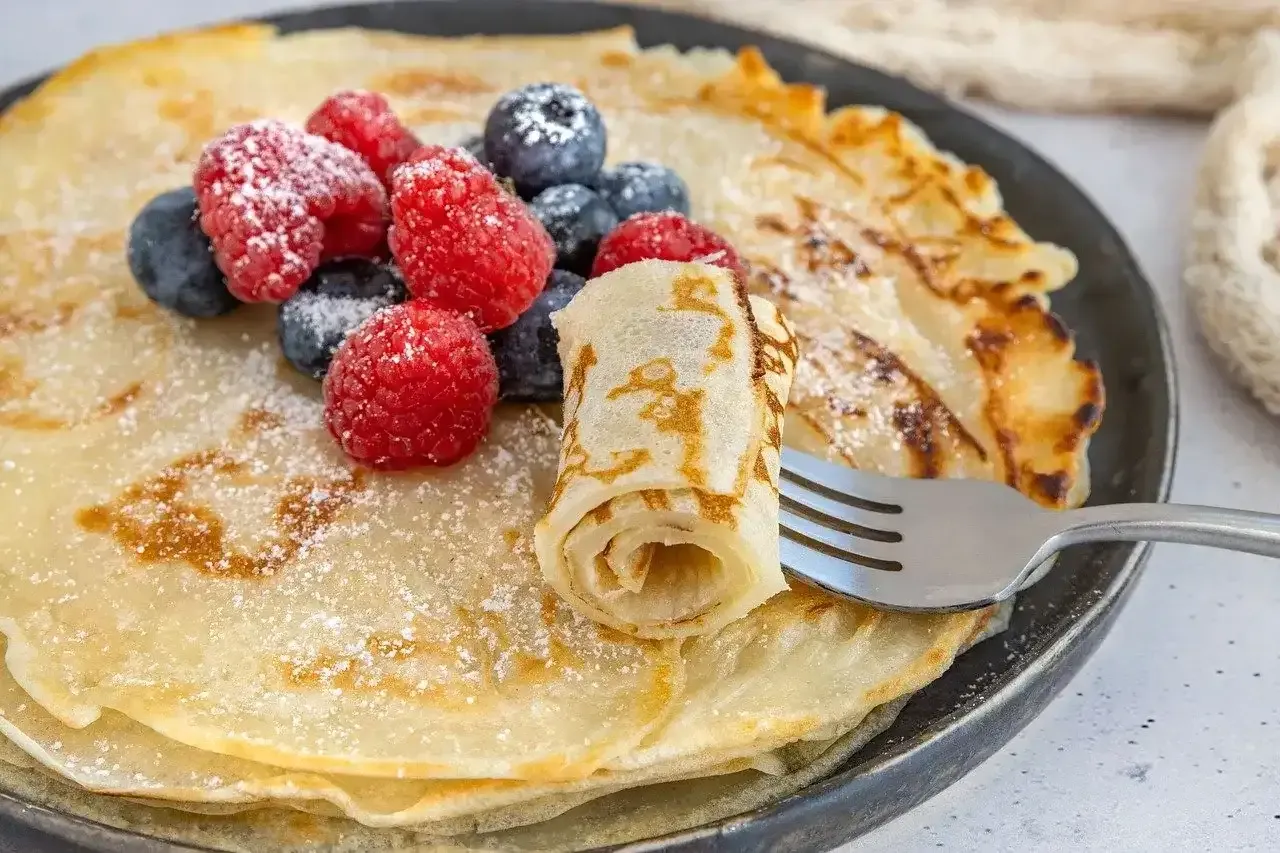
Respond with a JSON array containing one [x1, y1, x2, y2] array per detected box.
[[778, 448, 1280, 612]]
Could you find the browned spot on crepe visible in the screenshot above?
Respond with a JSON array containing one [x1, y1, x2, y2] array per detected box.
[[748, 318, 799, 484], [0, 353, 62, 429], [891, 401, 942, 479], [281, 593, 586, 705], [599, 50, 633, 68], [751, 261, 802, 303], [693, 491, 738, 526], [0, 412, 62, 430], [238, 407, 284, 435], [761, 196, 1041, 304], [158, 89, 218, 151], [0, 361, 39, 402], [372, 68, 493, 96], [76, 450, 363, 579], [1030, 470, 1070, 505], [551, 344, 655, 506], [639, 489, 671, 511], [659, 270, 736, 369], [849, 330, 986, 471], [158, 90, 259, 160], [607, 357, 706, 486], [0, 367, 141, 431], [95, 382, 142, 417], [752, 153, 818, 175], [751, 453, 772, 484], [586, 501, 614, 524], [0, 303, 76, 339], [113, 301, 156, 320]]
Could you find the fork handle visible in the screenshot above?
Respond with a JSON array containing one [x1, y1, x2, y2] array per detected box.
[[1051, 503, 1280, 558]]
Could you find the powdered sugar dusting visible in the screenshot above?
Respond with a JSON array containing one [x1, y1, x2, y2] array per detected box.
[[193, 120, 387, 302], [496, 83, 594, 147], [284, 292, 393, 354]]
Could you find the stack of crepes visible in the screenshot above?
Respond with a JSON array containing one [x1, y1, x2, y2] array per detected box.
[[0, 23, 1102, 852], [535, 259, 795, 639]]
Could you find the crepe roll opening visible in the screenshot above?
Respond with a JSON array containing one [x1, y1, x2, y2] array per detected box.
[[565, 504, 753, 629], [600, 542, 724, 625]]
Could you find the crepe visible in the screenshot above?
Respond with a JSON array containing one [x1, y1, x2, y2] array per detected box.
[[0, 610, 1002, 850], [0, 642, 761, 831], [0, 22, 1102, 846], [535, 261, 796, 638]]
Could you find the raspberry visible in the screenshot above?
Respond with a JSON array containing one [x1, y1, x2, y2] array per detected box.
[[194, 120, 388, 303], [323, 302, 498, 469], [305, 90, 422, 186], [388, 145, 554, 332], [590, 211, 747, 283]]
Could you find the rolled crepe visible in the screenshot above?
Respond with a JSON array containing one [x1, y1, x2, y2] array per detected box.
[[534, 259, 799, 639]]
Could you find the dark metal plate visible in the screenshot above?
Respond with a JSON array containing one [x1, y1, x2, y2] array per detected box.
[[0, 2, 1176, 851]]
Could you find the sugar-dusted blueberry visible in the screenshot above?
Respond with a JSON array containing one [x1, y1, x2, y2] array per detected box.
[[595, 161, 690, 220], [277, 259, 407, 380], [527, 184, 619, 276], [483, 83, 607, 197], [458, 133, 489, 166], [488, 270, 586, 402], [126, 187, 239, 318]]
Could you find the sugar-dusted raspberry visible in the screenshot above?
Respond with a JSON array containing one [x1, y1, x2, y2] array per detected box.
[[323, 301, 498, 469], [388, 145, 554, 332], [194, 120, 388, 303], [305, 90, 422, 186], [590, 211, 747, 283]]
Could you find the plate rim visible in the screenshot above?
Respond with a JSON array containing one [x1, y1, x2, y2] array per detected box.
[[0, 2, 1178, 851]]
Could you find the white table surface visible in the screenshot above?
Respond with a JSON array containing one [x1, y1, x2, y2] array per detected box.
[[3, 3, 1279, 852]]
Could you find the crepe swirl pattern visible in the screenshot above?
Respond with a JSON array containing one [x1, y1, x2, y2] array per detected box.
[[535, 261, 797, 638]]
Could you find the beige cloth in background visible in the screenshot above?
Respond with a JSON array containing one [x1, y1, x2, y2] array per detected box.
[[1186, 33, 1280, 415], [638, 0, 1279, 114], [638, 0, 1280, 418]]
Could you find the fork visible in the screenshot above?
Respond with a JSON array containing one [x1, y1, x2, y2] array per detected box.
[[778, 447, 1280, 612]]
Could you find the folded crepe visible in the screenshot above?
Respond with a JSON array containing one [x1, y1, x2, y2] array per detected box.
[[534, 260, 799, 638]]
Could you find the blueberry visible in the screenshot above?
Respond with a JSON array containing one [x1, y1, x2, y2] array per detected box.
[[483, 83, 607, 198], [277, 259, 407, 380], [595, 162, 690, 220], [126, 187, 239, 318], [488, 270, 586, 401], [527, 184, 619, 275], [458, 133, 490, 168]]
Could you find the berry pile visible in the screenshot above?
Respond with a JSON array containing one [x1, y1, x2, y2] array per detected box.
[[125, 81, 745, 470]]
